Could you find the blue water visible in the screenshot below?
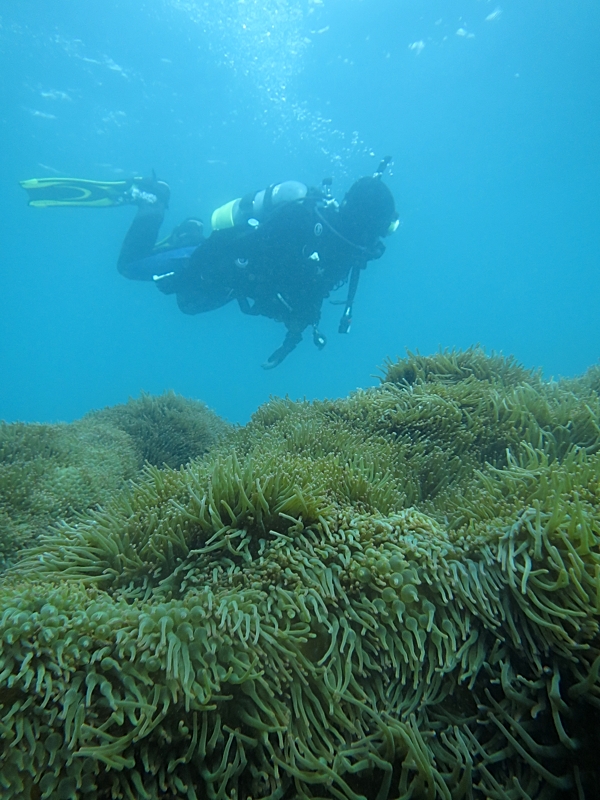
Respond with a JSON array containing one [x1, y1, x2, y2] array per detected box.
[[1, 0, 598, 425]]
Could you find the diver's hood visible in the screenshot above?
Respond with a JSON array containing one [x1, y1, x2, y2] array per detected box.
[[338, 176, 397, 246]]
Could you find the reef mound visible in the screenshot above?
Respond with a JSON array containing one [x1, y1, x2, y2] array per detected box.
[[0, 391, 230, 567], [1, 348, 600, 800]]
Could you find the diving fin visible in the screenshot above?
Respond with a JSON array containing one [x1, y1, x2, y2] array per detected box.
[[19, 176, 146, 208]]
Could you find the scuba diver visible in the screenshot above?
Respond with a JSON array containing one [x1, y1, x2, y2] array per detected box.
[[20, 159, 398, 368]]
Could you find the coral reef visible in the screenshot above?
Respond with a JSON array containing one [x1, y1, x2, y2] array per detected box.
[[0, 393, 230, 567], [1, 348, 599, 799]]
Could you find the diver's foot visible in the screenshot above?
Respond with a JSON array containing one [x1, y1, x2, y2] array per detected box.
[[124, 176, 171, 207]]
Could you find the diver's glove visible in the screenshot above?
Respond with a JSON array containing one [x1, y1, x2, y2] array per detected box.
[[261, 329, 303, 370], [261, 354, 283, 370]]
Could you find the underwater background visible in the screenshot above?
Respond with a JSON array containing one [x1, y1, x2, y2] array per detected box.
[[1, 0, 599, 425], [3, 3, 600, 797]]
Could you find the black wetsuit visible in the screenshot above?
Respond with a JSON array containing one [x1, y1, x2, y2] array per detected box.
[[118, 194, 384, 366]]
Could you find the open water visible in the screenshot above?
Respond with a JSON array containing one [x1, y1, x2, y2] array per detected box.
[[0, 0, 598, 424]]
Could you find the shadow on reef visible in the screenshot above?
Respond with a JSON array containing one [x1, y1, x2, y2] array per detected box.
[[0, 392, 230, 567], [1, 347, 600, 799]]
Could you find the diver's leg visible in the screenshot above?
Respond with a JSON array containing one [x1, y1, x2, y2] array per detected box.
[[159, 218, 204, 249], [171, 233, 238, 314], [117, 203, 166, 280], [117, 178, 171, 280]]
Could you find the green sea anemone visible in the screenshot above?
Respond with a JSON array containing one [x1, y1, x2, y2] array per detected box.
[[1, 349, 599, 799], [0, 392, 230, 568], [86, 390, 231, 470]]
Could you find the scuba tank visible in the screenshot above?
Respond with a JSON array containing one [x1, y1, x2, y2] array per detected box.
[[210, 180, 308, 231]]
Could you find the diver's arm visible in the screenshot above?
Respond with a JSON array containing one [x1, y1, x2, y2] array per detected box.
[[260, 294, 324, 368]]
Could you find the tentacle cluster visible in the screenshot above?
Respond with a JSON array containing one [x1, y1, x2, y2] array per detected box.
[[1, 348, 600, 799]]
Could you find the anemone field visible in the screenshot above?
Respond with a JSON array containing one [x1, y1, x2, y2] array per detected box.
[[1, 349, 599, 800]]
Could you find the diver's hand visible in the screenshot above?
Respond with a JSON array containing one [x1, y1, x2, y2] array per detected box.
[[261, 347, 287, 370], [261, 330, 303, 369]]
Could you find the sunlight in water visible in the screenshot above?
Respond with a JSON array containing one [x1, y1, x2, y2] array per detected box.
[[168, 0, 372, 170]]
